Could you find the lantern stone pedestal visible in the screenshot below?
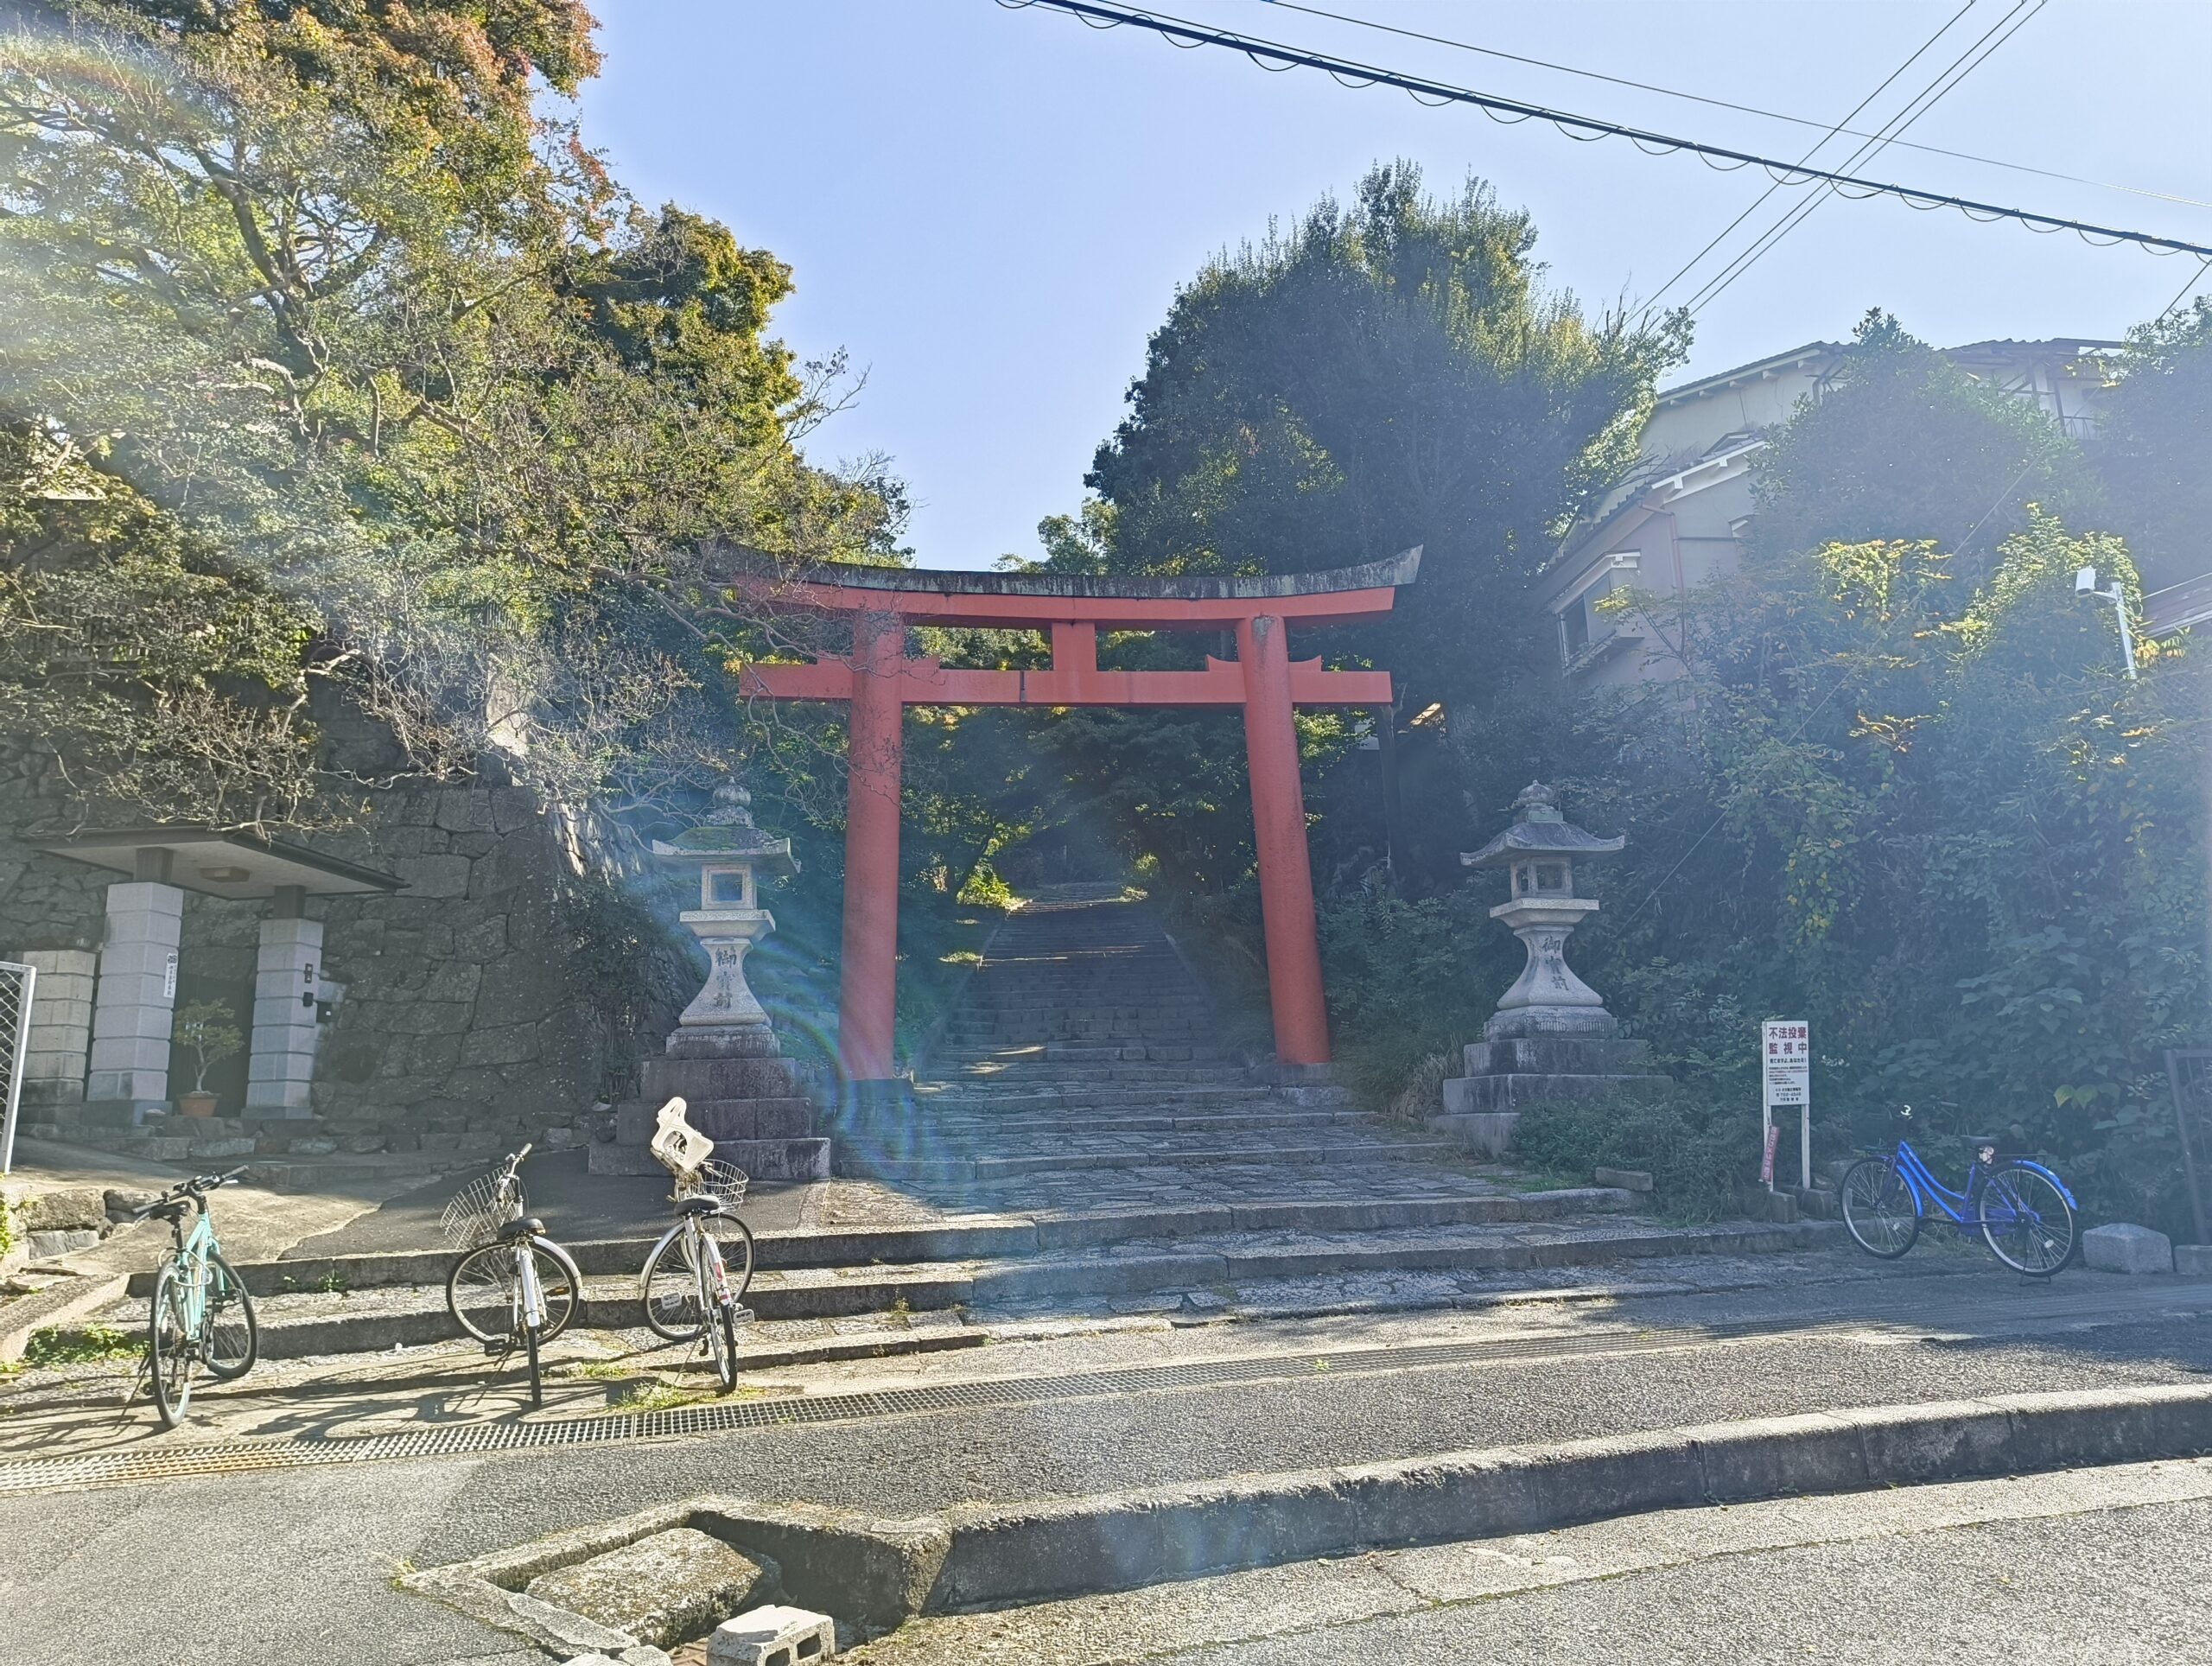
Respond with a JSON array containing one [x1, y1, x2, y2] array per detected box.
[[1432, 785, 1668, 1159], [589, 787, 830, 1183]]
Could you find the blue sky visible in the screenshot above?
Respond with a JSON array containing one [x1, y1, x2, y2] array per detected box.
[[579, 1, 2212, 569]]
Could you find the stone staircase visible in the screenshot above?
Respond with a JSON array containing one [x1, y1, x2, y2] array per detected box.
[[41, 893, 1842, 1367], [842, 893, 1456, 1199]]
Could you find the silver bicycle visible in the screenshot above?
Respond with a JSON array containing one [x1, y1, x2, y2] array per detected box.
[[639, 1113, 755, 1391], [442, 1143, 582, 1407]]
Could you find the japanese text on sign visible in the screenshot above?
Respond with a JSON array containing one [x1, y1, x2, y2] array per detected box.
[[1762, 1020, 1808, 1107]]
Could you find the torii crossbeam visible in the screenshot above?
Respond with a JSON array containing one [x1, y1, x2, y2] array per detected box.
[[729, 550, 1420, 1084]]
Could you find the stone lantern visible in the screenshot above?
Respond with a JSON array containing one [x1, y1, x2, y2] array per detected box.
[[1433, 783, 1662, 1156], [590, 782, 828, 1181], [650, 785, 797, 1046], [1459, 782, 1624, 1040]]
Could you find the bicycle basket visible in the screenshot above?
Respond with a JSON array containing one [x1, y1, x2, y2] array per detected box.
[[441, 1168, 526, 1251], [671, 1158, 749, 1210]]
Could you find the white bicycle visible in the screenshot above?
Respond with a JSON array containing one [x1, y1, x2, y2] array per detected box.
[[442, 1144, 581, 1408], [637, 1098, 755, 1392]]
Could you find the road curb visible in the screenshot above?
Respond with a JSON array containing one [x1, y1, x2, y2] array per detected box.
[[927, 1381, 2212, 1608], [400, 1382, 2212, 1645]]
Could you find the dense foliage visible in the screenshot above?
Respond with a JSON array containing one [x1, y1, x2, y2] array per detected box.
[[2092, 300, 2212, 591], [980, 251, 2212, 1224], [0, 1, 891, 825]]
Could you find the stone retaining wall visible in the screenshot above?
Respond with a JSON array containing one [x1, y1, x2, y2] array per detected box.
[[0, 742, 697, 1154]]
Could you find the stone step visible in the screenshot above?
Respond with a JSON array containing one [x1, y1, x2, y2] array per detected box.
[[124, 1188, 1643, 1302], [915, 1081, 1275, 1103], [917, 1108, 1370, 1139], [84, 1211, 1846, 1358], [847, 1138, 1460, 1184], [932, 1046, 1243, 1065], [923, 1076, 1270, 1096]]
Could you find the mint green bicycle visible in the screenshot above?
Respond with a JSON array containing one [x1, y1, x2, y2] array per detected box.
[[130, 1166, 259, 1428]]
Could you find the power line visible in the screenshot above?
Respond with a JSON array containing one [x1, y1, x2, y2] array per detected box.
[[2156, 257, 2212, 321], [1643, 0, 1980, 315], [995, 0, 2212, 261], [1257, 0, 2212, 217], [1683, 1, 2045, 318]]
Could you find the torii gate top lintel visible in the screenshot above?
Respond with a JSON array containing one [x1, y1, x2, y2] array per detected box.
[[730, 547, 1420, 1084], [734, 545, 1421, 632], [728, 547, 1419, 712]]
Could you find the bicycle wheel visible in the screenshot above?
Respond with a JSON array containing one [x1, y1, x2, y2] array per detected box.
[[201, 1252, 258, 1381], [147, 1262, 195, 1430], [1979, 1162, 2075, 1277], [447, 1242, 577, 1345], [642, 1228, 709, 1342], [524, 1320, 543, 1408], [1840, 1158, 1922, 1259], [709, 1300, 739, 1393]]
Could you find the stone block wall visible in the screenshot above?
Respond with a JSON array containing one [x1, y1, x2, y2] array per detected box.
[[0, 741, 700, 1155]]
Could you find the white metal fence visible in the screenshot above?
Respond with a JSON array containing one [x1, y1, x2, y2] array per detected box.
[[0, 961, 34, 1175]]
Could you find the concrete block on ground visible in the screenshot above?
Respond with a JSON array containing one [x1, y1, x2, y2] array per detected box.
[[521, 1526, 779, 1650], [26, 1228, 101, 1261], [2177, 1243, 2212, 1277], [12, 1186, 110, 1233], [707, 1606, 836, 1665], [2084, 1222, 2173, 1274], [1592, 1166, 1654, 1192]]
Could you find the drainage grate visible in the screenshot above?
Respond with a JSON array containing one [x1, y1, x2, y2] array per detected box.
[[3, 1288, 2202, 1496]]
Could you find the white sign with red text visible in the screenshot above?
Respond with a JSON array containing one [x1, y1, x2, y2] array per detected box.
[[1761, 1020, 1811, 1192]]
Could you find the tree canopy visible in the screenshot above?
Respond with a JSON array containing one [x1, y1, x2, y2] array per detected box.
[[1749, 311, 2093, 572], [0, 0, 889, 824], [2091, 299, 2212, 592], [1085, 162, 1685, 709]]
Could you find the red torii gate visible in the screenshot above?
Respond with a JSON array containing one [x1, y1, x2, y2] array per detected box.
[[732, 549, 1420, 1084]]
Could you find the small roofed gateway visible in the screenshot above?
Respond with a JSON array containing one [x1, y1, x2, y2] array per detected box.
[[719, 550, 1421, 1084]]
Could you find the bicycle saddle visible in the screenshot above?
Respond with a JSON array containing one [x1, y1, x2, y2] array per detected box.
[[494, 1215, 545, 1240], [674, 1194, 724, 1218]]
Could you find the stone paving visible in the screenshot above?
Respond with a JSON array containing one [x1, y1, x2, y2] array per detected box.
[[868, 893, 1500, 1212]]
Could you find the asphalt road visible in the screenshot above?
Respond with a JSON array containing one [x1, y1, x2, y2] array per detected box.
[[6, 1290, 2209, 1663], [850, 1458, 2212, 1665]]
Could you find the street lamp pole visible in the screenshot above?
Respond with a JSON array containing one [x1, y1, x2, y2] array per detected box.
[[2074, 566, 2139, 680]]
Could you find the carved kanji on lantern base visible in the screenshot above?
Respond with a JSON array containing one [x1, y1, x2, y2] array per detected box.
[[723, 550, 1421, 1082]]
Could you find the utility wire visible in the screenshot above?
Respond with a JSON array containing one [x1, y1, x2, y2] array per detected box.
[[996, 0, 2212, 260], [2156, 257, 2212, 321], [1257, 0, 2212, 216], [1643, 0, 1980, 315], [1683, 0, 2044, 317]]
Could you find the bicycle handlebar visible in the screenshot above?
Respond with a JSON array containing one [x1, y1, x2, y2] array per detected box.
[[129, 1164, 250, 1218]]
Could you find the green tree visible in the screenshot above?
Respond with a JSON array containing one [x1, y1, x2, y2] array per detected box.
[[1, 2, 890, 823], [2090, 299, 2212, 591], [1749, 310, 2093, 573], [1087, 162, 1684, 709]]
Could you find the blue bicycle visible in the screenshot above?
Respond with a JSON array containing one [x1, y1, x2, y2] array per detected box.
[[130, 1165, 259, 1428], [1840, 1109, 2078, 1277]]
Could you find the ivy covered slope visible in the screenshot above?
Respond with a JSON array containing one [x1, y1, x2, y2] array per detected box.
[[0, 0, 897, 826]]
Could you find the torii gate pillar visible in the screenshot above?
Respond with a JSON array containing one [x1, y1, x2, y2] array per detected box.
[[1238, 613, 1329, 1065], [727, 549, 1421, 1086], [840, 610, 906, 1083]]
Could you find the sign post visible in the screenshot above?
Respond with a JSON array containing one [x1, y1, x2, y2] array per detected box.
[[1762, 1019, 1810, 1192]]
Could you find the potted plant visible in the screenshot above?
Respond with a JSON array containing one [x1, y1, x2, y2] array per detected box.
[[174, 1000, 243, 1117]]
